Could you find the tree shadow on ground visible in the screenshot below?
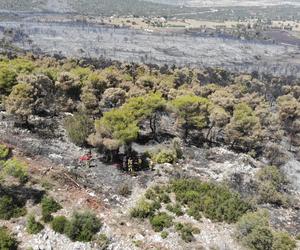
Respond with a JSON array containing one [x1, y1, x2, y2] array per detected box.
[[0, 185, 45, 206]]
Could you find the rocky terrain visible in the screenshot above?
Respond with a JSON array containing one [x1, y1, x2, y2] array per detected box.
[[1, 111, 298, 250]]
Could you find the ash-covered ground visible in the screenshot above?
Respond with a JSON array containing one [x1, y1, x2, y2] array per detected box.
[[1, 16, 300, 77]]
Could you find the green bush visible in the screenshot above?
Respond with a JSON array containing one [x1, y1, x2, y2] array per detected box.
[[144, 186, 170, 204], [256, 166, 287, 188], [0, 64, 18, 95], [171, 179, 251, 223], [158, 193, 171, 204], [0, 227, 18, 250], [145, 188, 157, 201], [172, 138, 183, 159], [2, 158, 28, 183], [161, 231, 169, 239], [272, 231, 296, 250], [51, 216, 67, 234], [41, 196, 62, 222], [149, 212, 173, 232], [256, 166, 288, 206], [130, 199, 159, 219], [236, 210, 269, 239], [166, 203, 184, 216], [64, 212, 102, 242], [64, 113, 93, 146], [236, 210, 296, 250], [152, 149, 177, 164], [257, 182, 287, 206], [42, 211, 53, 223], [175, 223, 200, 243], [244, 226, 273, 250], [0, 144, 9, 160], [0, 195, 26, 220], [187, 205, 202, 221], [27, 215, 44, 234], [145, 185, 165, 200]]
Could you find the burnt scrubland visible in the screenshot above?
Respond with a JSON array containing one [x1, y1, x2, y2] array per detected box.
[[0, 53, 299, 249], [1, 17, 300, 78]]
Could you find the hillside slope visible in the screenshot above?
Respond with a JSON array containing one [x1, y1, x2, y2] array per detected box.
[[0, 0, 183, 16], [147, 0, 300, 7]]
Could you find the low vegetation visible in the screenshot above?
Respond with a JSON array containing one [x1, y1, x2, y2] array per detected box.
[[131, 180, 295, 247], [47, 212, 103, 242], [151, 149, 177, 164], [51, 216, 68, 234], [236, 210, 296, 250], [64, 113, 93, 146], [170, 179, 251, 223], [166, 203, 184, 216], [27, 214, 44, 234], [160, 231, 169, 239], [41, 196, 62, 222], [0, 144, 9, 160], [175, 222, 200, 243], [131, 179, 252, 243], [149, 212, 173, 232], [93, 233, 110, 249], [144, 185, 171, 204], [0, 147, 101, 244], [62, 212, 102, 242], [0, 195, 26, 220], [2, 158, 28, 183], [130, 199, 160, 219], [0, 227, 18, 250], [255, 166, 288, 206], [118, 183, 132, 197]]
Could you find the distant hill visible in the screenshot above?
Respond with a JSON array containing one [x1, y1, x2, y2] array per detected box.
[[68, 0, 186, 16], [0, 0, 189, 16], [146, 0, 300, 7], [0, 0, 46, 11], [0, 0, 299, 20]]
